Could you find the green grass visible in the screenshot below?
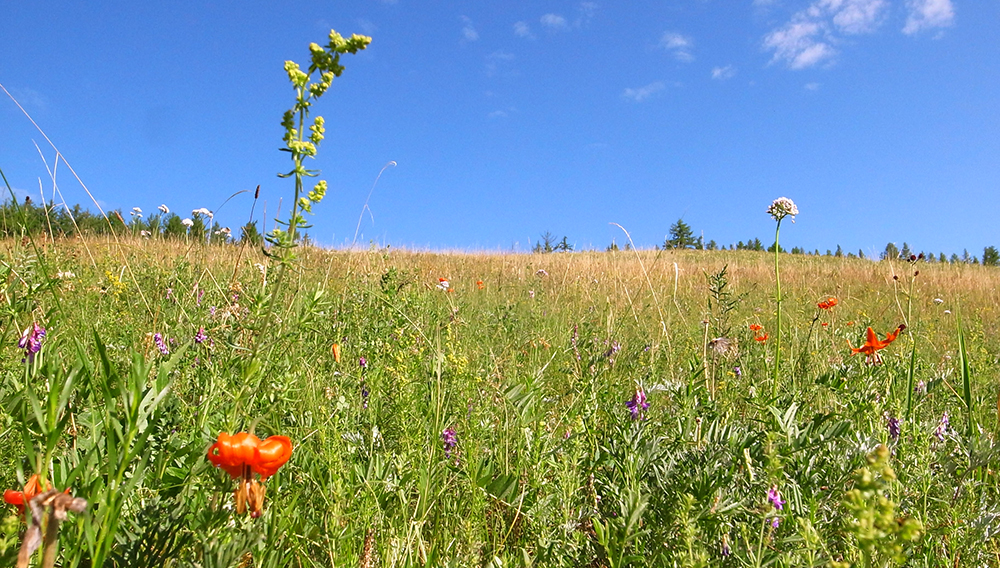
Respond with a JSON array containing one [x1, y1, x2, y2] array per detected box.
[[0, 237, 998, 567]]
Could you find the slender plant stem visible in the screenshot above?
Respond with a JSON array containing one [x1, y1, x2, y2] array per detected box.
[[773, 219, 783, 395]]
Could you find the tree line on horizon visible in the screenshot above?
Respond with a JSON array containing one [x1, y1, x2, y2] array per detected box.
[[540, 218, 1000, 266], [0, 197, 265, 246]]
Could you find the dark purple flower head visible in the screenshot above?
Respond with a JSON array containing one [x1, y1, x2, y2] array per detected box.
[[361, 385, 370, 409], [734, 366, 742, 378], [442, 427, 458, 457], [886, 414, 901, 440], [18, 322, 46, 362], [359, 357, 367, 369], [625, 386, 649, 420], [154, 333, 169, 355], [767, 486, 785, 511], [194, 327, 208, 344]]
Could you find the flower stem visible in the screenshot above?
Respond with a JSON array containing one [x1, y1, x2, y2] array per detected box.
[[773, 219, 782, 396]]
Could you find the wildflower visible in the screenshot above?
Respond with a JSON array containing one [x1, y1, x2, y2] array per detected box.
[[733, 366, 742, 378], [754, 333, 768, 343], [817, 297, 838, 310], [158, 204, 169, 214], [749, 324, 763, 332], [944, 310, 951, 315], [192, 207, 212, 218], [361, 384, 369, 409], [210, 305, 217, 316], [767, 486, 785, 511], [197, 289, 204, 305], [915, 380, 926, 395], [625, 386, 649, 420], [772, 518, 781, 529], [195, 327, 208, 344], [529, 290, 535, 299], [536, 269, 549, 277], [750, 323, 768, 343], [476, 280, 484, 290], [154, 333, 169, 355], [4, 474, 46, 516], [441, 427, 458, 457], [886, 414, 901, 440], [166, 287, 174, 300], [207, 432, 293, 518], [214, 227, 232, 238], [846, 320, 855, 326], [359, 357, 367, 369], [331, 343, 341, 363], [603, 340, 621, 363], [933, 298, 944, 304], [437, 278, 451, 291], [18, 322, 46, 362], [934, 412, 949, 442], [766, 197, 798, 222], [181, 218, 194, 228], [848, 324, 905, 365], [56, 271, 75, 279], [140, 230, 151, 238], [130, 207, 143, 218]]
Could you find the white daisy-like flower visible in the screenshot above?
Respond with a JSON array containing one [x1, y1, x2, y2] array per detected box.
[[933, 298, 944, 304], [767, 197, 799, 222], [158, 204, 169, 214], [192, 207, 212, 217], [181, 218, 194, 227], [214, 227, 232, 237], [131, 206, 143, 215]]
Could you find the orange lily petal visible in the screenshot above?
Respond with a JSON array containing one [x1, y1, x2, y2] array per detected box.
[[253, 436, 293, 479]]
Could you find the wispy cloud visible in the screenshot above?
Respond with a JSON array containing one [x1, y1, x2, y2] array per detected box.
[[513, 21, 534, 39], [485, 51, 517, 77], [623, 81, 666, 102], [903, 0, 954, 34], [540, 13, 569, 30], [804, 82, 821, 90], [711, 65, 737, 80], [576, 2, 598, 27], [460, 16, 479, 42], [660, 32, 694, 62], [762, 0, 890, 69]]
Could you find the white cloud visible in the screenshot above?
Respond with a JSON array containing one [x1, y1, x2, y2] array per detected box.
[[460, 16, 479, 42], [622, 81, 666, 102], [711, 65, 737, 80], [576, 2, 598, 26], [660, 32, 694, 62], [762, 0, 890, 69], [764, 20, 835, 69], [825, 0, 887, 34], [903, 0, 954, 34], [540, 13, 569, 30], [804, 82, 821, 90], [513, 21, 534, 39], [486, 51, 516, 77]]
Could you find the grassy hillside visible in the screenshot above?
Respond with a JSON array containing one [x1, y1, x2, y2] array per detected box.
[[0, 236, 998, 567]]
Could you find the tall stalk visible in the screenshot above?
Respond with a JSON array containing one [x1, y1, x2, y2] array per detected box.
[[766, 197, 798, 395]]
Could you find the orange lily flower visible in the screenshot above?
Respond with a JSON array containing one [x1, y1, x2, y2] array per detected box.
[[207, 432, 293, 517], [331, 343, 342, 363], [749, 324, 763, 332], [476, 280, 484, 290], [3, 474, 46, 516], [818, 297, 838, 310], [754, 333, 768, 342], [848, 324, 905, 365]]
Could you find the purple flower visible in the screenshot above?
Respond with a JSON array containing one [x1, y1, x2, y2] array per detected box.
[[361, 384, 369, 409], [767, 486, 784, 511], [771, 518, 780, 529], [209, 306, 217, 316], [625, 386, 649, 420], [194, 327, 208, 344], [18, 322, 46, 362], [603, 340, 622, 363], [442, 427, 458, 457], [197, 289, 204, 306], [886, 414, 901, 440], [734, 366, 742, 378], [154, 333, 169, 355], [359, 357, 367, 369], [166, 288, 174, 301], [934, 412, 950, 442]]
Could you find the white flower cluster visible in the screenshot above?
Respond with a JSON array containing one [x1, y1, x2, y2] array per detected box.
[[767, 197, 799, 222]]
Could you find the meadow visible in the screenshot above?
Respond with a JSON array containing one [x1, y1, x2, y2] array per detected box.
[[0, 233, 998, 567]]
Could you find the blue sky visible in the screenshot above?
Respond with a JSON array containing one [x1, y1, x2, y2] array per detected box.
[[1, 0, 996, 255]]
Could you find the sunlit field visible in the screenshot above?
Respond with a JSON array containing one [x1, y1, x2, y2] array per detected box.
[[1, 233, 998, 567]]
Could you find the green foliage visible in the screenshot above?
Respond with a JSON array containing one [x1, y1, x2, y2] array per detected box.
[[665, 218, 696, 249]]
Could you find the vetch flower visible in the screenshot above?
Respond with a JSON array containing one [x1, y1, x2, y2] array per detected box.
[[766, 197, 798, 222], [194, 327, 208, 344], [886, 414, 901, 440], [207, 432, 293, 518], [18, 322, 46, 362], [848, 325, 905, 365], [767, 485, 785, 511], [359, 356, 367, 369], [625, 385, 649, 420], [154, 333, 169, 355], [441, 427, 458, 457], [934, 412, 950, 442]]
